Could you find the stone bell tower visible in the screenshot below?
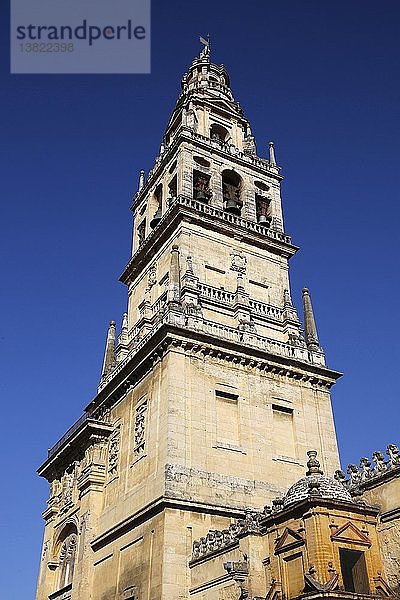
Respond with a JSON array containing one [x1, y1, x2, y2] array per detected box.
[[36, 40, 342, 600]]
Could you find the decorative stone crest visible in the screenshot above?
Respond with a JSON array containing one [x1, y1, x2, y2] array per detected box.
[[147, 264, 157, 290], [108, 425, 121, 476], [230, 251, 247, 274], [134, 401, 148, 458]]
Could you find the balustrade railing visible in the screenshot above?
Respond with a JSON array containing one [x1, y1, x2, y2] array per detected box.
[[198, 283, 235, 305], [249, 299, 283, 321]]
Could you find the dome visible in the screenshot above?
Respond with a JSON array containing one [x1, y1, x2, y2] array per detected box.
[[282, 450, 353, 508]]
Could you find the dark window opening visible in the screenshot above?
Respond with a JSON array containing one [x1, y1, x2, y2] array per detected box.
[[339, 548, 369, 594], [222, 169, 242, 216], [193, 169, 211, 203]]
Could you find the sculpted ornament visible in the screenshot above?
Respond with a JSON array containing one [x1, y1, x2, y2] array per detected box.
[[372, 451, 387, 474], [387, 444, 400, 467]]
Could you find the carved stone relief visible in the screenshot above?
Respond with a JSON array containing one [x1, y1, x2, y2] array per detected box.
[[134, 401, 148, 458], [108, 425, 121, 476]]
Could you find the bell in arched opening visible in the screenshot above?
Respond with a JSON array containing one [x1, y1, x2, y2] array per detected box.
[[150, 207, 162, 229], [222, 169, 242, 216]]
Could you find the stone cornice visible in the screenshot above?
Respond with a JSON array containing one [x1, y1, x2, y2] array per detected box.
[[38, 418, 113, 481], [120, 195, 298, 285], [91, 495, 245, 552], [85, 320, 341, 420], [260, 497, 380, 529]]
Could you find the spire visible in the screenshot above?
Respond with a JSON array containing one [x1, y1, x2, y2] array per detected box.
[[101, 320, 116, 379], [138, 170, 145, 191], [302, 288, 321, 352], [269, 141, 276, 165]]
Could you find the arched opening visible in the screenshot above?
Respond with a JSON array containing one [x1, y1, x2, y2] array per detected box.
[[55, 524, 78, 592], [150, 183, 163, 229], [210, 123, 229, 144], [222, 170, 242, 215], [255, 193, 271, 226], [168, 175, 177, 203]]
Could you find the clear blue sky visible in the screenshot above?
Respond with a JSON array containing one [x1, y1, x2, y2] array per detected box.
[[1, 1, 399, 596]]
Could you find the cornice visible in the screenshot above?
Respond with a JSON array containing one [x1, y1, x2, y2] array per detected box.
[[259, 497, 379, 529], [85, 320, 342, 419], [91, 494, 245, 552], [38, 418, 113, 481]]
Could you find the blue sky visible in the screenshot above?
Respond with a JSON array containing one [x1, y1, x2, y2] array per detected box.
[[1, 1, 400, 596]]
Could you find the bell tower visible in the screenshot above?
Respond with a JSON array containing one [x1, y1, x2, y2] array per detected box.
[[36, 41, 342, 600]]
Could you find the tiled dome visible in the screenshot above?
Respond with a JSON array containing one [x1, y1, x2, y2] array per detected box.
[[282, 451, 353, 508], [283, 474, 353, 507]]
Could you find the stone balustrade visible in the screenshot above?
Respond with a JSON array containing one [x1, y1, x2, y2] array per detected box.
[[249, 299, 283, 321], [197, 283, 236, 305]]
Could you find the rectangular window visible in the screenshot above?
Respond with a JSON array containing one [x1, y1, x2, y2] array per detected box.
[[339, 548, 369, 594], [272, 404, 295, 458], [216, 390, 239, 446], [133, 400, 148, 458]]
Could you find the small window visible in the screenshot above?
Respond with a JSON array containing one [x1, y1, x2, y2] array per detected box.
[[339, 548, 369, 594]]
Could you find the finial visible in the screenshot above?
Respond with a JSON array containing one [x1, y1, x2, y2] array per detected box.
[[118, 313, 128, 346], [283, 289, 292, 307], [269, 141, 276, 165], [302, 288, 321, 352], [306, 450, 323, 476], [138, 170, 145, 191], [101, 320, 116, 379]]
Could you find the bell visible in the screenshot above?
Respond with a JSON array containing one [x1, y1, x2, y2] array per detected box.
[[195, 190, 207, 202], [225, 198, 241, 215], [258, 214, 269, 224], [150, 208, 162, 229]]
